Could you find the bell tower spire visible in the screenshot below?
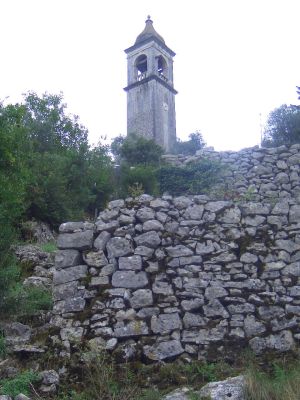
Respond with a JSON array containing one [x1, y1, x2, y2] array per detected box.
[[124, 17, 177, 152]]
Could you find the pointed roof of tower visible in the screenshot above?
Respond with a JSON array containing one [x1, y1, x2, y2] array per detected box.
[[135, 16, 165, 45]]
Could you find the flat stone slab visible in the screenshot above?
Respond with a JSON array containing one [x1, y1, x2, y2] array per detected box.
[[55, 249, 82, 269], [134, 231, 161, 248], [166, 245, 194, 257], [114, 321, 149, 337], [198, 375, 245, 400], [151, 313, 182, 334], [57, 230, 93, 250], [119, 255, 142, 270], [53, 265, 88, 285], [130, 289, 153, 308], [53, 297, 86, 314], [112, 270, 148, 289], [59, 221, 94, 233], [144, 340, 184, 361]]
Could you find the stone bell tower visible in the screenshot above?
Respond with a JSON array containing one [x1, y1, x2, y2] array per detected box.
[[124, 16, 177, 152]]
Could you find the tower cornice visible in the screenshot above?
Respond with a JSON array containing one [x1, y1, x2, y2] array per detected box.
[[123, 73, 178, 95], [125, 36, 176, 57]]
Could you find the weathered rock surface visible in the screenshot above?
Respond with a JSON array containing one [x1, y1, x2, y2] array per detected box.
[[197, 376, 245, 400]]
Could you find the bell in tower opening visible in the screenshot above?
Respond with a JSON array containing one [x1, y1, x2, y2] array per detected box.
[[124, 16, 177, 152]]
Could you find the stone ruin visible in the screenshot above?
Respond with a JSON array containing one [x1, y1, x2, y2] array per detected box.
[[51, 144, 300, 362]]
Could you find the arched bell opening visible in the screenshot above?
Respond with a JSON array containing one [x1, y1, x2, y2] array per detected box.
[[157, 55, 168, 81], [135, 54, 148, 81]]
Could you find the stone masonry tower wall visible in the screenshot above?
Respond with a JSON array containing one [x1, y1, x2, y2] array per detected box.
[[52, 144, 300, 362], [124, 17, 177, 152]]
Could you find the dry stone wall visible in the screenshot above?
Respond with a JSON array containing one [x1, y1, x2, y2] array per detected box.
[[52, 144, 300, 362], [163, 143, 300, 204]]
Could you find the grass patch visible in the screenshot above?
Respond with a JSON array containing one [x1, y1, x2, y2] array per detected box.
[[55, 351, 300, 400], [0, 370, 40, 397], [40, 241, 57, 253], [75, 351, 139, 400], [56, 351, 236, 400], [20, 286, 53, 316], [0, 281, 52, 319], [245, 358, 300, 400]]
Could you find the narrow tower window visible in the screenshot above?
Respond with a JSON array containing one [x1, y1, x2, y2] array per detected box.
[[135, 55, 147, 81], [157, 56, 168, 81]]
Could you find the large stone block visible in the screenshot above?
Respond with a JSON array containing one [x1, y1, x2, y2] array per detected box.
[[144, 340, 184, 360], [289, 205, 300, 223], [151, 313, 182, 334], [166, 245, 193, 257], [119, 255, 142, 270], [244, 315, 266, 337], [55, 249, 82, 269], [52, 281, 83, 301], [94, 231, 111, 250], [112, 271, 148, 289], [106, 237, 133, 258], [136, 207, 155, 222], [205, 201, 232, 213], [83, 250, 108, 267], [53, 265, 88, 285], [143, 220, 164, 231], [183, 205, 204, 220], [203, 299, 229, 318], [134, 231, 161, 248], [53, 297, 86, 314], [130, 289, 153, 308], [240, 202, 271, 215], [197, 376, 245, 400], [114, 321, 149, 337], [59, 221, 94, 233], [250, 330, 295, 354], [57, 230, 93, 250]]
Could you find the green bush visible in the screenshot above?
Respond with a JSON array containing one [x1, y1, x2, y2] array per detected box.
[[174, 131, 206, 155], [119, 165, 159, 197], [158, 158, 223, 196], [0, 334, 6, 359], [0, 268, 52, 318], [0, 370, 40, 396], [0, 258, 21, 317]]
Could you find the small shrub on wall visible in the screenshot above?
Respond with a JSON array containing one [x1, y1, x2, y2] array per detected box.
[[119, 165, 159, 197], [158, 158, 223, 196]]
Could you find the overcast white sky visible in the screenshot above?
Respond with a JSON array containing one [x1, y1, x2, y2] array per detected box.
[[1, 0, 299, 151]]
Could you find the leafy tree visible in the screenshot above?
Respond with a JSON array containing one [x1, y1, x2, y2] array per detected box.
[[0, 93, 114, 228], [18, 93, 113, 226], [262, 104, 300, 147], [112, 133, 164, 166], [110, 134, 125, 162], [174, 131, 206, 155], [23, 92, 88, 152], [0, 103, 30, 247], [84, 143, 113, 215]]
